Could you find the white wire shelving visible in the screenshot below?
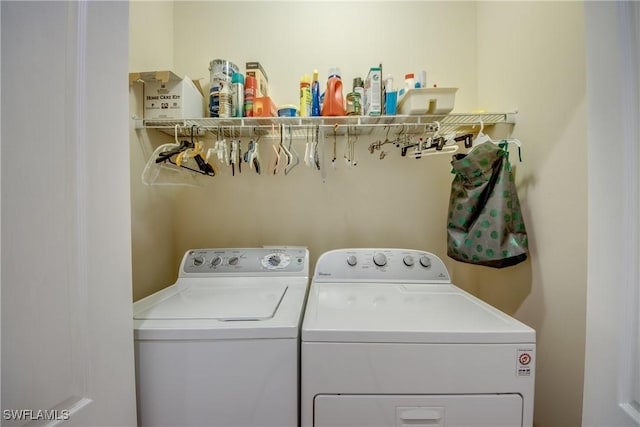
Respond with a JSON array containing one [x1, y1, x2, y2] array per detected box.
[[135, 112, 517, 139]]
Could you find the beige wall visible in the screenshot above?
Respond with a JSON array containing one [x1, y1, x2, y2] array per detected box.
[[129, 0, 180, 301], [129, 2, 588, 426], [476, 3, 587, 426]]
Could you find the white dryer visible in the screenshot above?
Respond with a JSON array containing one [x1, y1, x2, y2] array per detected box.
[[301, 248, 535, 427], [134, 247, 309, 427]]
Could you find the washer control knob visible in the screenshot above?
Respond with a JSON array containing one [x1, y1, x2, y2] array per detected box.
[[193, 255, 205, 266], [373, 253, 387, 267], [210, 256, 222, 267], [346, 255, 358, 266], [228, 256, 239, 266], [419, 256, 432, 268], [268, 255, 281, 267], [403, 255, 415, 266]]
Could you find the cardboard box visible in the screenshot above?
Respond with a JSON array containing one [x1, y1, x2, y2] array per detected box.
[[253, 96, 277, 117], [129, 70, 204, 120], [364, 67, 382, 116], [245, 61, 269, 98]]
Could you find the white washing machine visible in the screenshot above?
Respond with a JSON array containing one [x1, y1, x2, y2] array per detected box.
[[134, 247, 309, 427], [301, 248, 536, 427]]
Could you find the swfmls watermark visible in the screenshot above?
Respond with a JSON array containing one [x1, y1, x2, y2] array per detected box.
[[3, 409, 70, 421]]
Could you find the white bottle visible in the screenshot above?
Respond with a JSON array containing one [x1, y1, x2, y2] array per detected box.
[[219, 81, 231, 118]]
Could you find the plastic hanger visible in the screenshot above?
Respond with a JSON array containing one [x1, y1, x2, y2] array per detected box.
[[244, 139, 261, 174], [284, 126, 300, 175]]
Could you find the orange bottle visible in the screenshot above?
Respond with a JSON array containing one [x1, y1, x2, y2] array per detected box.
[[321, 67, 346, 116]]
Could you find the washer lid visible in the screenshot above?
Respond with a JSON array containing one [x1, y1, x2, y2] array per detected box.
[[302, 283, 535, 344], [134, 283, 288, 321]]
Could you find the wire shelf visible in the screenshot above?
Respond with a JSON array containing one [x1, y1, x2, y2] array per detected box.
[[138, 112, 516, 139]]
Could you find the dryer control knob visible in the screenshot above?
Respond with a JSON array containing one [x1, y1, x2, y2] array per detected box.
[[346, 255, 358, 266], [403, 255, 415, 266], [228, 256, 239, 266], [193, 255, 205, 266], [373, 253, 387, 267], [210, 256, 222, 267], [419, 256, 432, 268], [268, 255, 281, 267]]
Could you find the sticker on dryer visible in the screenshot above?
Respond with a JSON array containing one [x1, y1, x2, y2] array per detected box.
[[516, 349, 533, 377]]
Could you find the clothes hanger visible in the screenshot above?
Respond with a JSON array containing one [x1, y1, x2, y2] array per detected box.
[[472, 119, 493, 146], [284, 125, 300, 175], [154, 126, 215, 177], [244, 138, 261, 174], [471, 119, 523, 161]]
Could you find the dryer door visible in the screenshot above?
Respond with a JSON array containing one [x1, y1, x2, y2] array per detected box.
[[314, 394, 523, 427]]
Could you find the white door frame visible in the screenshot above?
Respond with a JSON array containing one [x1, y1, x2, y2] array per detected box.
[[583, 1, 640, 425]]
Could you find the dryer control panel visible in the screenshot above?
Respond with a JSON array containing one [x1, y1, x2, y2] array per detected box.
[[313, 248, 450, 283], [181, 247, 309, 276]]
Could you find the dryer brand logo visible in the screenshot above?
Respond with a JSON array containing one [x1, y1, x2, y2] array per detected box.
[[516, 349, 533, 377]]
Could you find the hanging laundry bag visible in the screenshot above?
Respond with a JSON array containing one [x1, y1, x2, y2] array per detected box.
[[447, 142, 528, 268]]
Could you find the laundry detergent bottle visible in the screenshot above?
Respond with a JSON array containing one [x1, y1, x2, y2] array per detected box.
[[321, 67, 346, 116]]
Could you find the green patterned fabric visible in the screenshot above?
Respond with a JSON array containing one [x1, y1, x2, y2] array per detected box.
[[447, 142, 528, 268]]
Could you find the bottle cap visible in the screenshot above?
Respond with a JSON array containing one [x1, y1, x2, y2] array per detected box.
[[405, 73, 415, 79], [232, 72, 244, 84], [328, 67, 341, 78], [353, 77, 364, 90]]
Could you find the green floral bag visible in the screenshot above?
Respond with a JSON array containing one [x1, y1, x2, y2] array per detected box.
[[447, 142, 528, 268]]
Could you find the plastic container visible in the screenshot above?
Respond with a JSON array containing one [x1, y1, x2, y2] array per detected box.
[[231, 72, 244, 118], [209, 59, 239, 117], [404, 73, 415, 93], [353, 77, 364, 105], [311, 69, 321, 116], [396, 87, 458, 115], [346, 92, 361, 116], [244, 75, 256, 117], [278, 104, 299, 117], [299, 75, 311, 117], [385, 91, 397, 115], [321, 67, 346, 116], [218, 81, 232, 118]]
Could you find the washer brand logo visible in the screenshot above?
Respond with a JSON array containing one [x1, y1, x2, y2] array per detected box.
[[317, 272, 332, 276]]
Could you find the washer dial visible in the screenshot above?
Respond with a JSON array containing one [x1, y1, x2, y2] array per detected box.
[[420, 256, 432, 268], [373, 252, 387, 267], [261, 253, 291, 269]]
